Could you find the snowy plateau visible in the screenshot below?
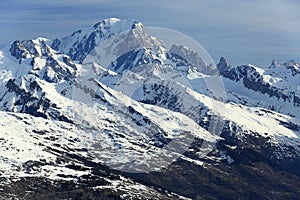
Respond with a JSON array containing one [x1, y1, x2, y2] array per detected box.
[[0, 18, 300, 199]]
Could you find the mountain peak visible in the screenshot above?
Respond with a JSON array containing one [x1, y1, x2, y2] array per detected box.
[[268, 59, 300, 76], [1, 18, 300, 199], [10, 38, 51, 64], [52, 18, 142, 63], [169, 44, 210, 72], [217, 56, 231, 72], [271, 59, 278, 67], [103, 17, 122, 24], [93, 18, 138, 31]]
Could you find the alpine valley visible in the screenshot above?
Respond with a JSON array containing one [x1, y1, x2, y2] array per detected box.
[[0, 18, 300, 199]]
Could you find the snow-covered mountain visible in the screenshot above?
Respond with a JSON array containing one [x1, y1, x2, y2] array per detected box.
[[0, 18, 300, 199]]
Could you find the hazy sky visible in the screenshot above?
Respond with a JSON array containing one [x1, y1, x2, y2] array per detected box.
[[0, 0, 299, 67]]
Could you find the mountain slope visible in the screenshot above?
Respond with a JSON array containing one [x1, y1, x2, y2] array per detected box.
[[0, 18, 299, 199]]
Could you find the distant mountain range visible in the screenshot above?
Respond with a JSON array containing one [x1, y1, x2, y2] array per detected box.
[[0, 18, 299, 199]]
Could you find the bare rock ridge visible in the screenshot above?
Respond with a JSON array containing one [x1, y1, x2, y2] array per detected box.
[[0, 18, 299, 199]]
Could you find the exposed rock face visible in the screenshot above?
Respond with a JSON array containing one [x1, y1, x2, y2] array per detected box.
[[169, 44, 215, 74], [10, 39, 51, 63], [51, 19, 148, 63], [0, 18, 300, 199], [217, 57, 300, 107]]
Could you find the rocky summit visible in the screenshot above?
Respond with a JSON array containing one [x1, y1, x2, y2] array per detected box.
[[0, 18, 299, 199]]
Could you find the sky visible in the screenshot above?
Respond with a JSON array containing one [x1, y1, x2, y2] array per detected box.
[[0, 0, 299, 67]]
